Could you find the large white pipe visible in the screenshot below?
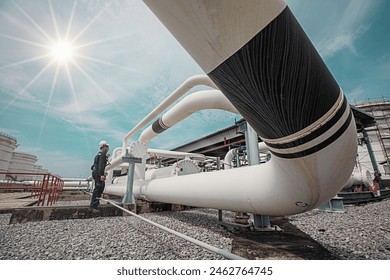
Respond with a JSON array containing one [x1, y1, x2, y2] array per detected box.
[[139, 90, 239, 144], [129, 0, 358, 215], [107, 75, 218, 171], [131, 114, 356, 216]]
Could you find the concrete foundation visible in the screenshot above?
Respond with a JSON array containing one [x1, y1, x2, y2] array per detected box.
[[9, 204, 123, 224]]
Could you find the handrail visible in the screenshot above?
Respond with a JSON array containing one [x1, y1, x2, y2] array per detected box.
[[0, 172, 64, 206]]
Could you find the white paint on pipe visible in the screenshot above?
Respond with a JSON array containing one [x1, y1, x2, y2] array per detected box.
[[139, 90, 239, 144], [143, 0, 286, 73]]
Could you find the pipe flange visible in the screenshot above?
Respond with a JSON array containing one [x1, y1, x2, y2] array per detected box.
[[363, 170, 374, 188], [174, 159, 200, 176], [128, 141, 147, 158]]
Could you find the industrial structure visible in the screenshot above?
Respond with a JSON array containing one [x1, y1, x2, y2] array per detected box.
[[103, 0, 361, 222], [355, 101, 390, 179]]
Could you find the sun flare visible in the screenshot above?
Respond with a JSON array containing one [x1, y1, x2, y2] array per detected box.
[[49, 40, 76, 64]]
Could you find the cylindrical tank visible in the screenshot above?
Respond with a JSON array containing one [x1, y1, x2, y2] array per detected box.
[[8, 152, 38, 181], [0, 132, 18, 180], [32, 165, 43, 180]]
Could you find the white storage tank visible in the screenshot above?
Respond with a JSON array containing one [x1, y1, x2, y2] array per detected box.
[[33, 164, 44, 180], [8, 151, 38, 181], [0, 132, 18, 180]]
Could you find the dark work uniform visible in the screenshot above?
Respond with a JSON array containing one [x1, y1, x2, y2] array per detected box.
[[90, 150, 108, 209]]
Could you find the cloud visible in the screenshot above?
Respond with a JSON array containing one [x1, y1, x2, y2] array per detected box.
[[346, 86, 365, 103], [287, 0, 380, 58], [20, 147, 93, 178], [319, 25, 370, 57]]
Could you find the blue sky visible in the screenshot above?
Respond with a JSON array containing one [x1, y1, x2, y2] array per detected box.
[[0, 0, 389, 178]]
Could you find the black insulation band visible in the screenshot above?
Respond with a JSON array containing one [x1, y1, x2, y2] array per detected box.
[[152, 118, 169, 134], [270, 110, 353, 159], [208, 7, 340, 140], [264, 97, 348, 149]]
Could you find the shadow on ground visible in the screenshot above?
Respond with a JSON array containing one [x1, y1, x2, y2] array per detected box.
[[231, 217, 337, 260]]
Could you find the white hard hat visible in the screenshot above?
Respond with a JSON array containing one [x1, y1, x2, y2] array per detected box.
[[98, 140, 109, 148]]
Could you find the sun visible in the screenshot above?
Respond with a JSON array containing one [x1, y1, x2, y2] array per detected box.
[[49, 40, 76, 64]]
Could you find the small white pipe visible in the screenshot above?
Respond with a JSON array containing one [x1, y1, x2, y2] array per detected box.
[[108, 75, 218, 171], [223, 148, 237, 170], [224, 142, 270, 169]]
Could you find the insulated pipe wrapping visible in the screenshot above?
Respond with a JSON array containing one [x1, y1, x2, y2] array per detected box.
[[129, 0, 358, 214]]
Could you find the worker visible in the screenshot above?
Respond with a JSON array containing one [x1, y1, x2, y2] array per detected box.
[[89, 140, 110, 213]]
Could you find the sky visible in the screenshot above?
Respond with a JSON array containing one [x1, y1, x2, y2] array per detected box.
[[0, 0, 389, 178]]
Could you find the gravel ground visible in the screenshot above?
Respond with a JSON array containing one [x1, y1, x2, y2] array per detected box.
[[0, 208, 233, 260], [0, 198, 389, 260], [288, 198, 390, 260]]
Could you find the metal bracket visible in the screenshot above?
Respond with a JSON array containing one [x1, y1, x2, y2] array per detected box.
[[319, 197, 345, 213], [122, 156, 142, 205]]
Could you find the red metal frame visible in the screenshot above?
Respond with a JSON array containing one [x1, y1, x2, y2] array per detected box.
[[0, 172, 64, 206]]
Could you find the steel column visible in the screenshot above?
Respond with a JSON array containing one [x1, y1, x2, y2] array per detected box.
[[122, 156, 142, 204]]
